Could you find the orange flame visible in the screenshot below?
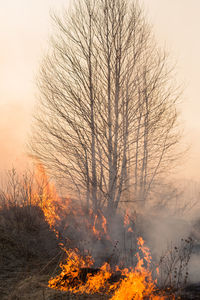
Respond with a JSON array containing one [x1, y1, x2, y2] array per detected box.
[[79, 263, 112, 294], [92, 214, 101, 240], [32, 163, 61, 228], [92, 211, 110, 240], [48, 237, 170, 299], [110, 238, 157, 300], [137, 236, 152, 267], [101, 213, 108, 235], [31, 163, 71, 236], [32, 164, 172, 299], [48, 247, 94, 292]]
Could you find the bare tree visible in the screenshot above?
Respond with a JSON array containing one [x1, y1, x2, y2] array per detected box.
[[130, 50, 181, 207], [30, 0, 181, 214]]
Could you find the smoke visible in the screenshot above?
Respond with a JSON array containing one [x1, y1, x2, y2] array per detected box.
[[54, 186, 200, 286], [137, 195, 200, 286], [189, 253, 200, 283]]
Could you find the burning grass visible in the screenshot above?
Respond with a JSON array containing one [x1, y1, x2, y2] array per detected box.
[[48, 238, 170, 299], [0, 165, 198, 299]]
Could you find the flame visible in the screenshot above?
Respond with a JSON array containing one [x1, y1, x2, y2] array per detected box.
[[48, 237, 170, 299], [32, 163, 61, 228], [110, 238, 157, 300], [92, 211, 110, 240], [31, 163, 71, 235], [79, 263, 112, 294], [137, 236, 152, 267], [31, 164, 110, 242], [48, 247, 94, 292], [101, 213, 108, 235], [92, 214, 101, 240], [30, 164, 173, 299]]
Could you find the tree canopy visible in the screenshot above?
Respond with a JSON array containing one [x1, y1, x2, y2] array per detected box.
[[30, 0, 181, 214]]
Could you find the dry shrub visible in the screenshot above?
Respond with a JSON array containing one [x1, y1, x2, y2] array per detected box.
[[158, 237, 193, 290], [0, 168, 60, 265], [0, 204, 59, 262]]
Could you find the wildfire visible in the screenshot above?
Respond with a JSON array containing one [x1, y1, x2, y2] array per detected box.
[[110, 237, 156, 300], [31, 164, 172, 299], [48, 247, 94, 292], [80, 262, 112, 294], [48, 238, 169, 299]]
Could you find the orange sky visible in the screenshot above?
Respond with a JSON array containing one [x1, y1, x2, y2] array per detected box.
[[0, 0, 200, 179]]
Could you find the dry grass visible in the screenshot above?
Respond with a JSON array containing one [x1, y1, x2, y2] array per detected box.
[[0, 204, 61, 299], [6, 274, 109, 300]]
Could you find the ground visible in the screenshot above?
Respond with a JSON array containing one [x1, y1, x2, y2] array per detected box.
[[0, 205, 200, 299]]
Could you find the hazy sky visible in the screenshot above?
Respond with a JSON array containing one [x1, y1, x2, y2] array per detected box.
[[0, 0, 200, 179]]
